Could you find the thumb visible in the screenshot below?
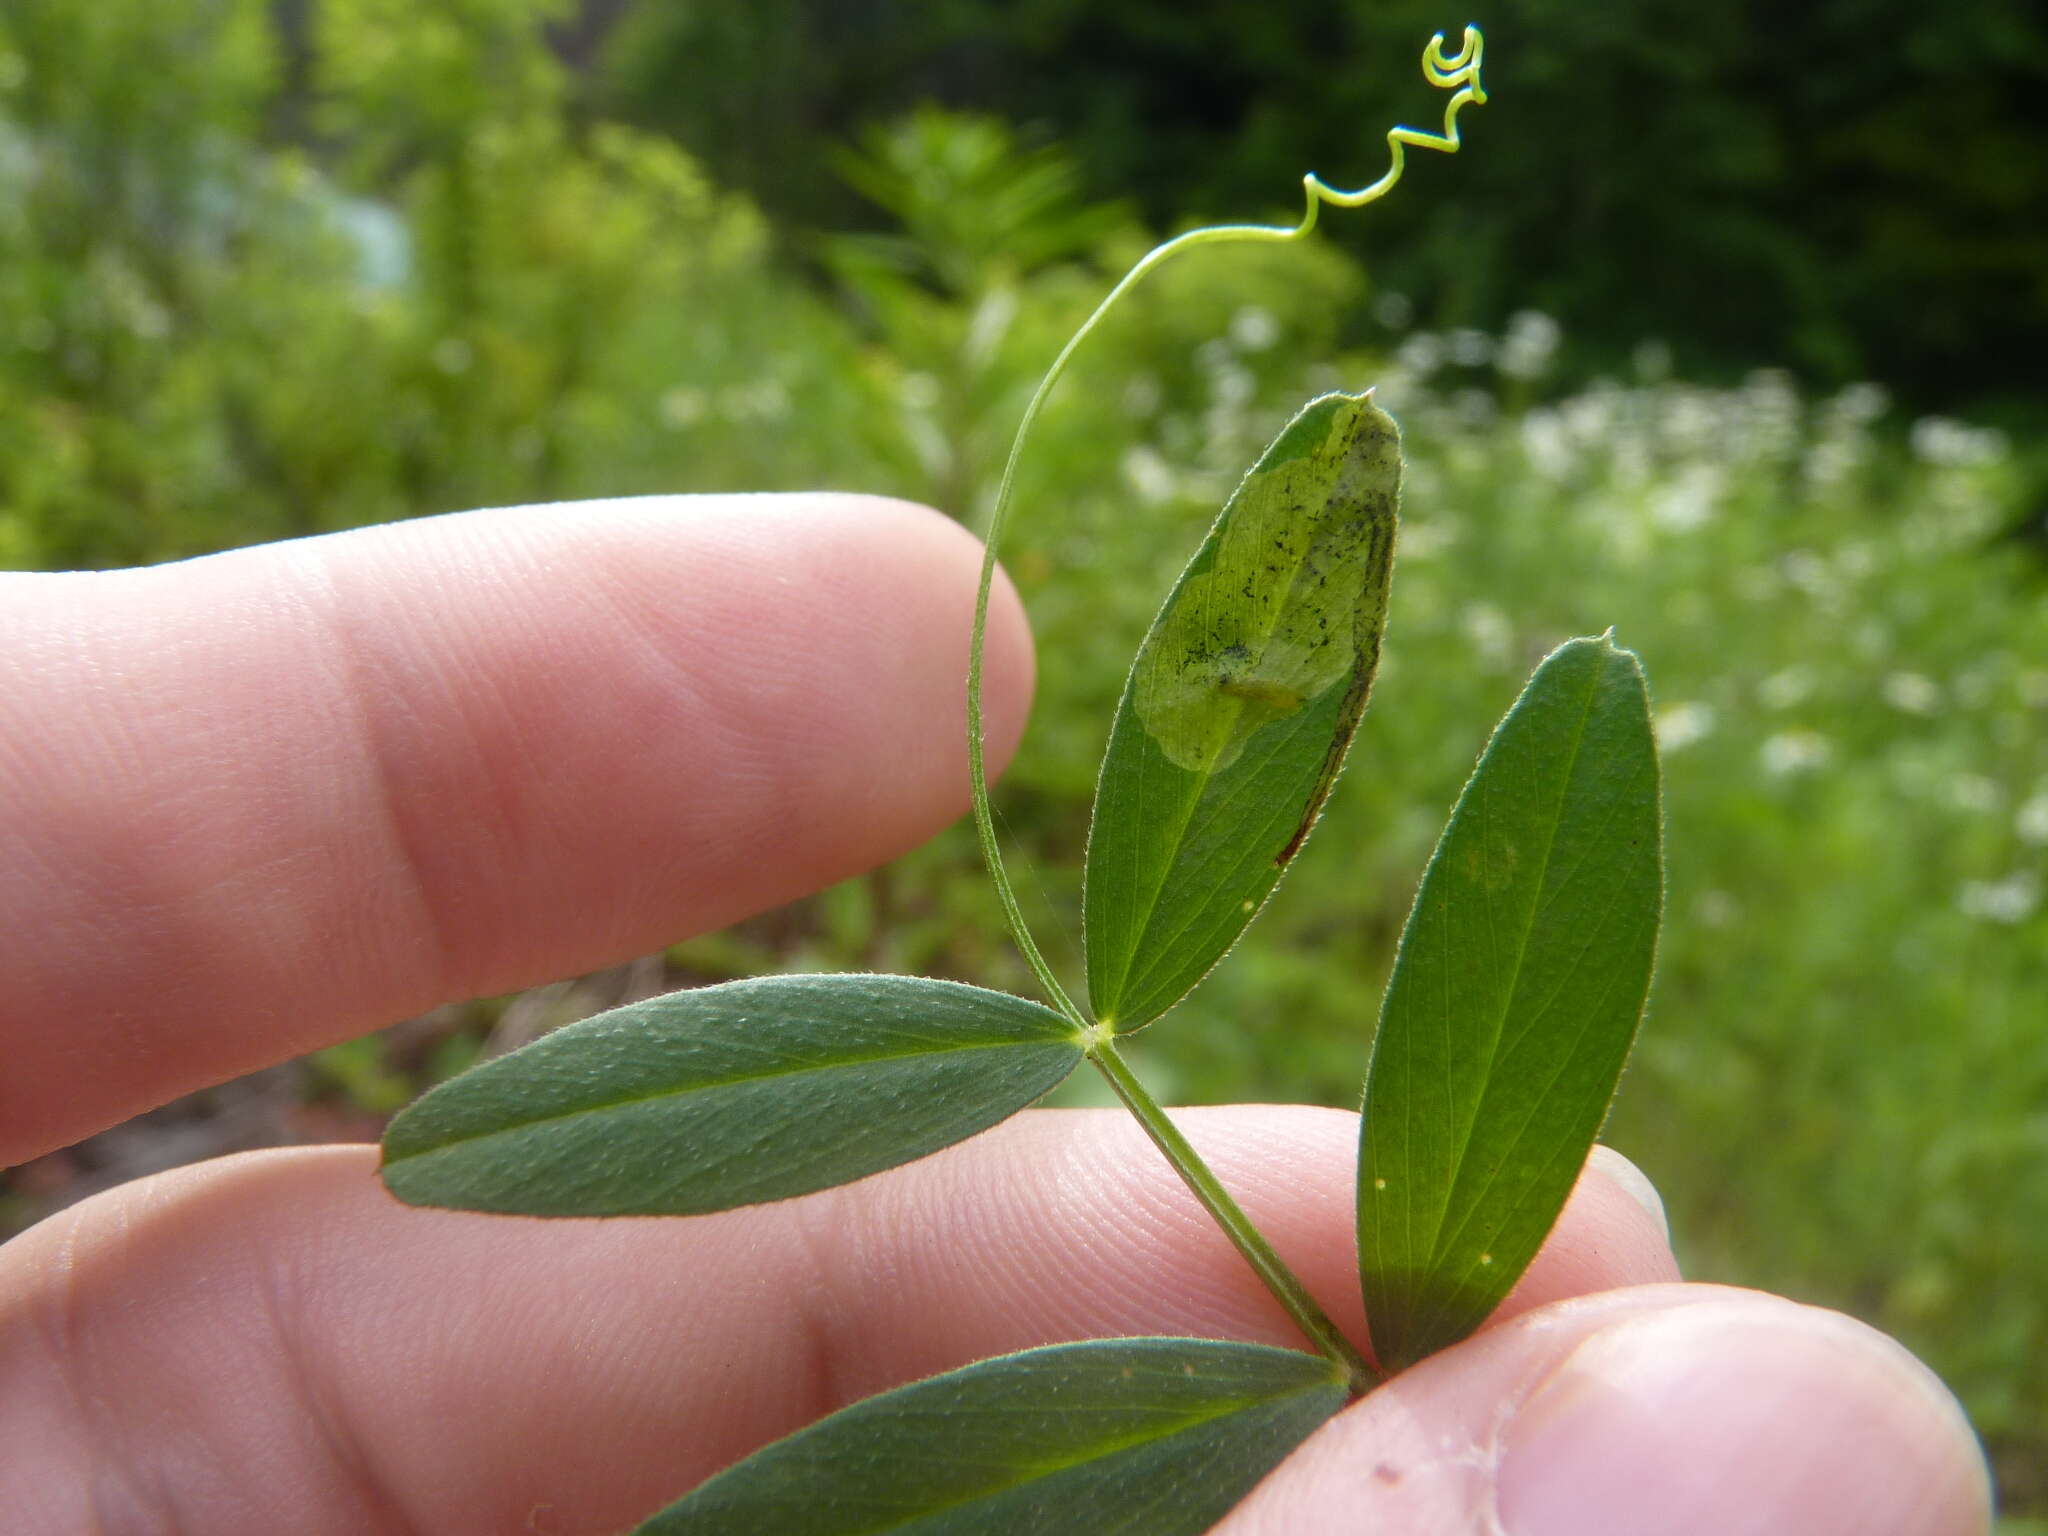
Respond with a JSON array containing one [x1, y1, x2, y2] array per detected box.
[[1222, 1282, 1992, 1535]]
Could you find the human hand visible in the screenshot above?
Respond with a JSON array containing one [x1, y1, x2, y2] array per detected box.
[[0, 495, 1990, 1534]]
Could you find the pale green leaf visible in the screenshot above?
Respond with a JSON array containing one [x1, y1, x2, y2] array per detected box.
[[1359, 635, 1662, 1371], [381, 974, 1082, 1216], [1085, 391, 1399, 1030], [635, 1338, 1347, 1534]]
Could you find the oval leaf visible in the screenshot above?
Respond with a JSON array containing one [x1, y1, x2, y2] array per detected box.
[[1085, 391, 1399, 1030], [634, 1338, 1347, 1534], [381, 974, 1082, 1217], [1358, 634, 1662, 1371]]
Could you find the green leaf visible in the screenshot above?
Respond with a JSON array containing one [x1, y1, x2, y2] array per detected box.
[[380, 974, 1082, 1217], [1358, 634, 1662, 1372], [1084, 391, 1399, 1030], [634, 1338, 1348, 1534]]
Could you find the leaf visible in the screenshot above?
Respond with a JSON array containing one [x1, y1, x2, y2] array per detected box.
[[1084, 391, 1399, 1030], [1358, 634, 1662, 1372], [381, 974, 1082, 1217], [633, 1338, 1348, 1534]]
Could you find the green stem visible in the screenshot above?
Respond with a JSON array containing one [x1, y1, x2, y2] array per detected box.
[[963, 26, 1486, 1021], [1089, 1037, 1380, 1396], [962, 22, 1486, 1381]]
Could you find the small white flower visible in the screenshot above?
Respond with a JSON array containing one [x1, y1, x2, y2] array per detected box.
[[1462, 603, 1512, 667], [1497, 310, 1560, 381], [1655, 701, 1716, 753], [1121, 445, 1177, 507], [1650, 465, 1720, 533], [1447, 328, 1493, 368], [1520, 408, 1576, 481], [658, 386, 707, 428], [1228, 305, 1279, 352], [1944, 775, 2000, 815], [1957, 872, 2040, 925], [1757, 667, 1815, 711], [1396, 332, 1442, 375], [1761, 730, 1831, 777], [2014, 793, 2048, 848], [1911, 416, 2008, 468], [1882, 672, 1943, 716], [1373, 291, 1413, 329], [1829, 382, 1890, 425], [1696, 890, 1740, 928]]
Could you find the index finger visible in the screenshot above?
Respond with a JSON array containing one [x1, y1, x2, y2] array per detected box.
[[0, 494, 1034, 1165]]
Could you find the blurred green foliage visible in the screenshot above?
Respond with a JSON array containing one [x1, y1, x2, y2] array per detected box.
[[0, 0, 880, 567], [600, 0, 2048, 416], [2, 0, 2042, 1512]]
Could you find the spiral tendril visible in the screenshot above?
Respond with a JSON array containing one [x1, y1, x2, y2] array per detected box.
[[1304, 26, 1487, 219], [967, 27, 1489, 1023]]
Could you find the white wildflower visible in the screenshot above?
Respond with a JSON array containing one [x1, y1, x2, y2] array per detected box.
[[1656, 701, 1716, 753], [1121, 444, 1177, 508], [1761, 730, 1831, 777], [1228, 305, 1279, 352], [1447, 328, 1493, 368], [1911, 416, 2008, 468], [1497, 310, 1561, 380], [1463, 603, 1512, 666], [1944, 775, 2001, 815], [1651, 464, 1721, 533], [2015, 793, 2048, 848], [1758, 667, 1815, 711], [1957, 873, 2040, 925], [659, 386, 707, 428], [1396, 331, 1442, 375], [1882, 672, 1943, 716]]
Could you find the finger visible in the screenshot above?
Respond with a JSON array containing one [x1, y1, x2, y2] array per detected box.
[[0, 1106, 1676, 1536], [1218, 1285, 1991, 1536], [0, 494, 1034, 1164]]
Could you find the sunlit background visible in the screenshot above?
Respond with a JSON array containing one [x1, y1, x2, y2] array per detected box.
[[3, 1, 2043, 1519]]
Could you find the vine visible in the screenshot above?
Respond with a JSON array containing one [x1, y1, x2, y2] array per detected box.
[[964, 25, 1490, 1019]]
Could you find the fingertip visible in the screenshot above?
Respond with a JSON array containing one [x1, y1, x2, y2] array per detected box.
[[978, 533, 1037, 780], [1584, 1144, 1670, 1245], [1495, 1290, 1991, 1536], [817, 492, 1036, 784], [312, 489, 1037, 1000], [1221, 1286, 1991, 1536], [1492, 1146, 1682, 1322], [0, 492, 1036, 1161]]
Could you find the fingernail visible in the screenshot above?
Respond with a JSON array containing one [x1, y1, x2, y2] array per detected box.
[[1586, 1144, 1668, 1244], [1497, 1299, 1991, 1536]]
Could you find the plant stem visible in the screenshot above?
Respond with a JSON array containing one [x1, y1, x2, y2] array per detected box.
[[1089, 1037, 1380, 1396], [963, 29, 1486, 1023]]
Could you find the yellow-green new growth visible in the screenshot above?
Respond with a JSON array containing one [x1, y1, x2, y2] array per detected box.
[[965, 24, 1490, 1023], [1301, 26, 1487, 224]]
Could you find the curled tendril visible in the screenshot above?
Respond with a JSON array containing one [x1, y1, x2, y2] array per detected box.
[[1423, 25, 1482, 84], [967, 26, 1490, 1022], [1305, 26, 1487, 219]]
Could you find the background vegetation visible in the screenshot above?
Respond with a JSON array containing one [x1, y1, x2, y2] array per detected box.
[[2, 0, 2042, 1517], [606, 0, 2048, 422]]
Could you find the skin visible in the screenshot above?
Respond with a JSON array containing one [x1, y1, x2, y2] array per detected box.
[[0, 494, 1993, 1535]]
